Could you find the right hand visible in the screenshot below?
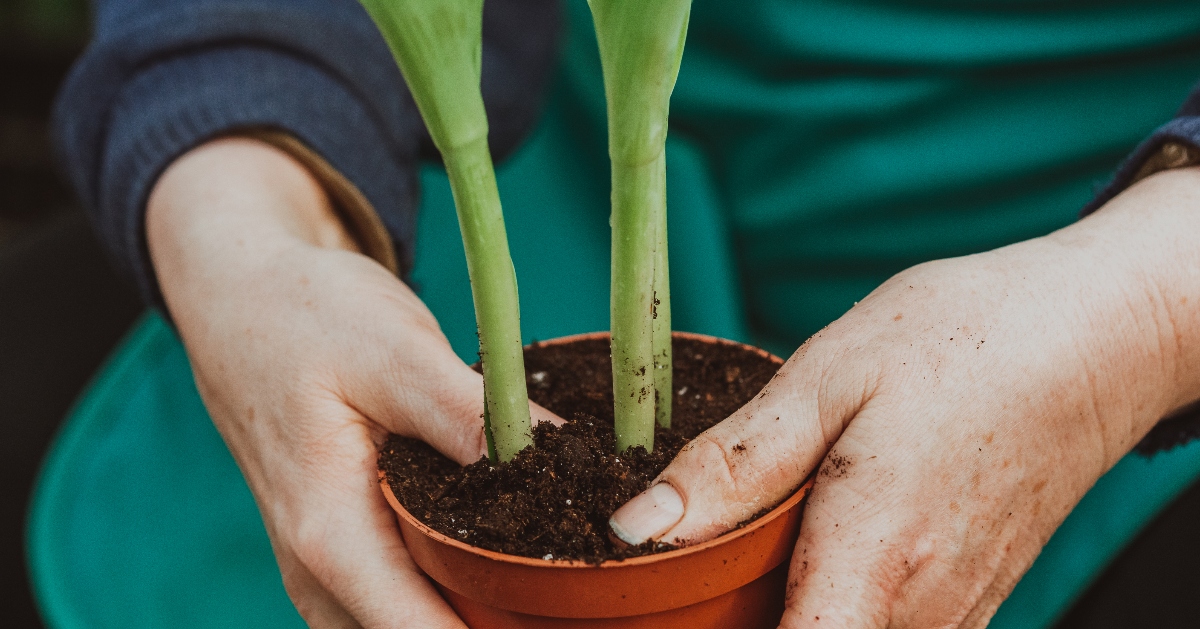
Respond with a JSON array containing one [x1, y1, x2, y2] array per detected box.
[[147, 137, 559, 627], [608, 168, 1200, 627]]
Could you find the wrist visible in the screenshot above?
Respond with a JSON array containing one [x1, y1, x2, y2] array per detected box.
[[147, 137, 358, 317], [1048, 167, 1200, 453], [148, 136, 356, 254]]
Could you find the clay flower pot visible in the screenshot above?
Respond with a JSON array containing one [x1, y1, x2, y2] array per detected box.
[[380, 332, 813, 628]]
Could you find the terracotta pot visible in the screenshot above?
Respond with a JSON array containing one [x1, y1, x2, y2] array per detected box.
[[380, 332, 813, 628]]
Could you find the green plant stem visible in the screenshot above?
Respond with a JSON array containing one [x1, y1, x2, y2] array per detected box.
[[482, 380, 498, 462], [653, 196, 672, 429], [591, 0, 691, 451], [360, 0, 532, 461], [445, 138, 533, 461], [611, 155, 664, 452]]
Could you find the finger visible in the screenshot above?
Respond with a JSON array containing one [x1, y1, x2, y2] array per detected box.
[[954, 532, 1040, 629], [776, 443, 908, 628], [276, 552, 363, 629], [609, 351, 865, 546], [292, 419, 468, 629], [354, 344, 565, 465], [957, 581, 1006, 629], [777, 429, 992, 629], [353, 343, 488, 465], [531, 400, 566, 427]]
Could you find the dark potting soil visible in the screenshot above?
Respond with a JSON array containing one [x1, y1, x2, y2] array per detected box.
[[378, 336, 781, 564]]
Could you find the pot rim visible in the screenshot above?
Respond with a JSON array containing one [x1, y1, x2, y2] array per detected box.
[[380, 472, 809, 570], [380, 329, 805, 570], [528, 330, 779, 367]]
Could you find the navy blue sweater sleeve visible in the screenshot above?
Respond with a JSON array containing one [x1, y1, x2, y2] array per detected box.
[[1081, 82, 1200, 454], [1083, 81, 1200, 214], [54, 0, 559, 309]]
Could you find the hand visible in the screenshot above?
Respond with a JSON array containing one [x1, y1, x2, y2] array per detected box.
[[147, 137, 558, 628], [610, 168, 1200, 627]]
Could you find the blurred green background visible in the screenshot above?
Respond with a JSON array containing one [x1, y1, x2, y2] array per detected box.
[[6, 2, 1200, 628]]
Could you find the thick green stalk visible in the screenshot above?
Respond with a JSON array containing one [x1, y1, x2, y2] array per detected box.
[[653, 195, 672, 429], [360, 0, 532, 461], [445, 138, 532, 461], [611, 156, 663, 452], [590, 0, 691, 451]]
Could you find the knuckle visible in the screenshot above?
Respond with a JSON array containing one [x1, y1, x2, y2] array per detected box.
[[678, 433, 749, 498], [291, 517, 337, 578]]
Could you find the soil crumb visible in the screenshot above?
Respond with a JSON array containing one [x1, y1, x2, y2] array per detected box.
[[379, 336, 780, 563], [820, 453, 853, 479]]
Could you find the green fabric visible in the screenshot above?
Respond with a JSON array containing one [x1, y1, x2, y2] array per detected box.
[[29, 311, 1200, 629], [565, 0, 1200, 352], [29, 0, 1200, 627], [28, 314, 305, 629]]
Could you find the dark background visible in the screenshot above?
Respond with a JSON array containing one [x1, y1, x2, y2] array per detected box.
[[2, 2, 143, 626], [0, 1, 1197, 627]]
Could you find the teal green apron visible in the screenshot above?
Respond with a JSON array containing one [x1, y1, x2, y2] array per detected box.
[[29, 1, 1200, 626]]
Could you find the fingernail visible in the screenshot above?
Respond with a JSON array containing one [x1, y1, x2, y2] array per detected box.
[[609, 483, 685, 545]]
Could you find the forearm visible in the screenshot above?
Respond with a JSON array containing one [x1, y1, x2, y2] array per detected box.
[[1039, 166, 1200, 460], [147, 137, 358, 322]]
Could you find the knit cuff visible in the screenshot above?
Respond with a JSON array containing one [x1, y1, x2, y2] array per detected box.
[[95, 45, 419, 309], [1082, 116, 1200, 216]]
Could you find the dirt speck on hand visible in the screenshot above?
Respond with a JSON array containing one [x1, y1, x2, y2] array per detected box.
[[820, 453, 854, 479]]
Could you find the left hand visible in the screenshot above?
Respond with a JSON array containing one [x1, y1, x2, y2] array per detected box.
[[609, 167, 1200, 627], [146, 137, 562, 628]]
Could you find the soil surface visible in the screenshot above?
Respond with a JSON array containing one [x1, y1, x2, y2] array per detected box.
[[378, 335, 781, 563]]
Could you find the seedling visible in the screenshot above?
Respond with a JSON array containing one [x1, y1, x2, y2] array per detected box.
[[361, 0, 693, 457], [590, 0, 692, 452], [360, 0, 533, 461]]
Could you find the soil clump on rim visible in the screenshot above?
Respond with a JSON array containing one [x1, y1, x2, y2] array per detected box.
[[378, 336, 780, 564]]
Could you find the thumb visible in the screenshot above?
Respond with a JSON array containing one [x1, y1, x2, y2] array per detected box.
[[609, 356, 860, 546], [355, 353, 564, 467]]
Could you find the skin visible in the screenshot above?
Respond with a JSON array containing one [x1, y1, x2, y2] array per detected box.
[[610, 165, 1200, 627], [147, 134, 1200, 626], [146, 137, 559, 628]]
